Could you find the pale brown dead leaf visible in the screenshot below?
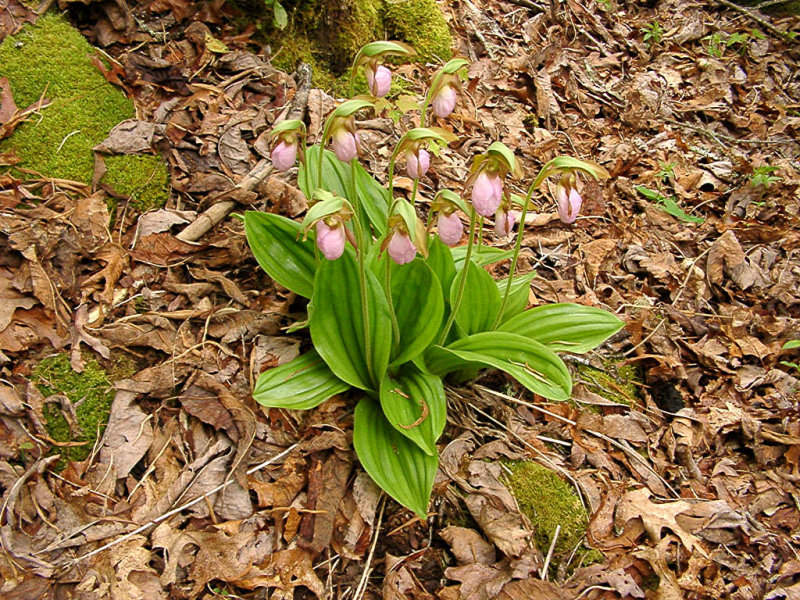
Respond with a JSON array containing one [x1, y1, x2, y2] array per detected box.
[[615, 487, 704, 555], [95, 119, 165, 154], [96, 389, 154, 481], [440, 527, 496, 565], [136, 209, 194, 239], [707, 230, 768, 291]]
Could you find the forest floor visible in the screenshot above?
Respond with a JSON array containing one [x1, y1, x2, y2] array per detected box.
[[1, 0, 800, 599]]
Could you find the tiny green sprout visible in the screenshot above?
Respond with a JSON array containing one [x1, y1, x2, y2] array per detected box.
[[597, 0, 613, 10], [704, 32, 725, 57], [641, 21, 664, 47], [750, 165, 781, 189], [656, 161, 676, 183]]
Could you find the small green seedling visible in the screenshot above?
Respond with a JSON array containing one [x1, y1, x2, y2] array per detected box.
[[656, 161, 676, 183], [636, 185, 704, 224], [641, 21, 664, 47], [781, 340, 800, 374], [750, 165, 781, 189]]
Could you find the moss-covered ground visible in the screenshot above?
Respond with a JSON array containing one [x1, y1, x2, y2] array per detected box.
[[0, 13, 169, 210], [576, 359, 642, 407], [35, 354, 115, 464], [504, 461, 603, 573], [236, 0, 453, 94]]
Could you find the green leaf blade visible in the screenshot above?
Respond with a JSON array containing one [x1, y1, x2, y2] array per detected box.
[[426, 331, 572, 401], [498, 303, 624, 353], [452, 261, 500, 335], [310, 249, 392, 390], [379, 366, 445, 456], [390, 258, 445, 366], [253, 350, 350, 410], [354, 398, 437, 520], [244, 211, 316, 299]]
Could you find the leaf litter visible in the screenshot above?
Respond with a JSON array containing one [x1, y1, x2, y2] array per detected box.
[[0, 0, 799, 598]]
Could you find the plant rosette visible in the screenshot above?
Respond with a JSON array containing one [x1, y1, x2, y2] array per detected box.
[[245, 45, 622, 519]]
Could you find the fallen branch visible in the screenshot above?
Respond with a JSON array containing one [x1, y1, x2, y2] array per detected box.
[[176, 62, 313, 243], [713, 0, 796, 42]]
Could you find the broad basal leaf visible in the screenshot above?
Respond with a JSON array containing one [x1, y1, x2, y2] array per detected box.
[[353, 397, 438, 520], [452, 260, 500, 335], [310, 248, 392, 390], [244, 211, 317, 299], [496, 271, 536, 322], [390, 258, 444, 366], [452, 245, 514, 268], [426, 235, 456, 303], [498, 303, 624, 353], [426, 331, 572, 401], [379, 365, 445, 456], [253, 350, 350, 410]]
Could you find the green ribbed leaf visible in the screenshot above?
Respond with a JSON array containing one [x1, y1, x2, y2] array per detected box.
[[426, 331, 572, 401], [496, 271, 536, 322], [244, 211, 316, 299], [498, 303, 624, 353], [253, 350, 350, 410], [379, 365, 445, 456], [426, 236, 456, 303], [390, 258, 444, 366], [452, 261, 500, 335], [353, 398, 437, 519], [310, 248, 392, 391]]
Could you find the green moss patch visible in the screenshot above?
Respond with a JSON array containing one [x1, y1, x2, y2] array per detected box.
[[0, 13, 169, 209], [35, 353, 115, 464], [102, 154, 171, 212], [576, 359, 642, 407], [504, 461, 601, 572], [383, 0, 453, 62]]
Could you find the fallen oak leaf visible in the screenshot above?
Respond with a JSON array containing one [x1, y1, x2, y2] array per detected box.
[[615, 487, 706, 556]]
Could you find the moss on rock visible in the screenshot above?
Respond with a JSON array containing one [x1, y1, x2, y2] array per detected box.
[[576, 359, 642, 407], [102, 154, 171, 212], [383, 0, 453, 62], [0, 13, 169, 209], [34, 354, 115, 464], [504, 461, 601, 573]]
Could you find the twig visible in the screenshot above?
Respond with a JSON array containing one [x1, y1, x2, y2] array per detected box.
[[176, 62, 313, 243], [667, 119, 796, 147], [352, 495, 386, 600], [503, 0, 547, 12], [540, 524, 561, 579], [68, 444, 298, 566], [713, 0, 795, 41]]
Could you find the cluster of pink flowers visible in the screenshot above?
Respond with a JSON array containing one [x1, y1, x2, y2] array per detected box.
[[269, 58, 585, 265]]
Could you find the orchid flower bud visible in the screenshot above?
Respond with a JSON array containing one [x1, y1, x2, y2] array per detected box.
[[315, 220, 346, 260], [270, 138, 297, 172], [432, 84, 458, 118], [494, 206, 515, 237], [471, 171, 503, 217], [332, 127, 360, 162], [387, 230, 417, 265], [555, 176, 582, 224], [366, 64, 392, 98], [405, 148, 430, 179], [437, 211, 463, 246]]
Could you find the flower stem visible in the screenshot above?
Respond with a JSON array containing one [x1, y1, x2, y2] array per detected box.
[[385, 259, 401, 350], [438, 207, 477, 345], [350, 158, 375, 385], [492, 185, 535, 329]]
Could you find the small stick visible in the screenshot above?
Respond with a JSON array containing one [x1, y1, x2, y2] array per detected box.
[[713, 0, 795, 41], [352, 495, 386, 600], [540, 524, 561, 579]]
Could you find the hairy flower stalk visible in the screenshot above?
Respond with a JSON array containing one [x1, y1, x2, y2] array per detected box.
[[438, 207, 477, 344]]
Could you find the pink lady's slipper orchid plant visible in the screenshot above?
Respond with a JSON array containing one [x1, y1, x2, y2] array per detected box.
[[555, 173, 583, 224], [366, 64, 392, 98], [244, 48, 618, 521]]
